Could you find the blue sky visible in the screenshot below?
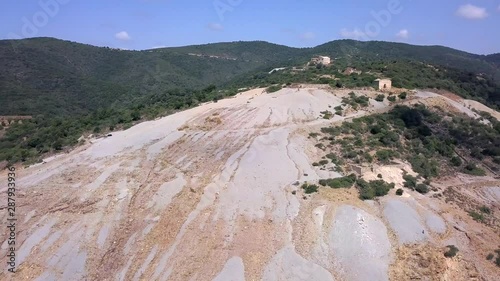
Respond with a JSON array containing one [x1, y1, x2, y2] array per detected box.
[[1, 0, 499, 54]]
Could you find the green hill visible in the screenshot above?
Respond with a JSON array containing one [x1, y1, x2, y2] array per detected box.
[[1, 37, 499, 117], [0, 38, 300, 116]]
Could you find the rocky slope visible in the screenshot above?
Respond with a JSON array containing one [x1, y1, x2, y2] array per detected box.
[[0, 86, 499, 280]]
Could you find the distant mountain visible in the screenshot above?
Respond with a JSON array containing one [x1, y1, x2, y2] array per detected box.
[[1, 37, 499, 117], [313, 40, 500, 80]]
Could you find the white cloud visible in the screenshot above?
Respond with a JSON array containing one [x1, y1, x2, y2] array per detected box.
[[456, 4, 488, 19], [151, 45, 166, 49], [396, 29, 409, 39], [115, 31, 131, 41], [340, 28, 366, 40], [299, 32, 316, 40], [207, 23, 224, 31]]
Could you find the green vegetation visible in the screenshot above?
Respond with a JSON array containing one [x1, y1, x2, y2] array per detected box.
[[450, 156, 462, 167], [479, 206, 491, 215], [485, 249, 500, 267], [312, 104, 500, 199], [320, 111, 334, 119], [375, 94, 385, 102], [302, 183, 319, 194], [398, 92, 407, 100], [396, 188, 404, 196], [403, 174, 418, 189], [444, 245, 459, 258], [415, 183, 430, 194], [357, 179, 395, 200], [342, 92, 370, 109], [319, 174, 357, 189], [318, 160, 329, 166], [266, 85, 282, 93], [463, 163, 486, 176], [469, 211, 485, 222]]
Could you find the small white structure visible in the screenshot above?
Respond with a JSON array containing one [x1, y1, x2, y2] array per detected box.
[[374, 79, 392, 91], [311, 56, 331, 65]]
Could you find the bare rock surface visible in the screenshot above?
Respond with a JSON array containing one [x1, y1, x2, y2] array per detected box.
[[328, 205, 391, 281], [1, 87, 499, 280], [383, 199, 429, 244]]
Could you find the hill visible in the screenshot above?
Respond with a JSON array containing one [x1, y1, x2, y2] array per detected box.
[[1, 37, 500, 164], [2, 87, 499, 280], [0, 38, 299, 116], [2, 37, 500, 117]]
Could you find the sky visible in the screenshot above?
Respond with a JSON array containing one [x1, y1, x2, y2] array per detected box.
[[1, 0, 499, 54]]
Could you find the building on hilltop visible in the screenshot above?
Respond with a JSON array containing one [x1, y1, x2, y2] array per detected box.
[[311, 56, 331, 65], [373, 79, 392, 91]]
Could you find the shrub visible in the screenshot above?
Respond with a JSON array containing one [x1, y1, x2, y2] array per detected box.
[[388, 96, 396, 102], [444, 245, 459, 258], [302, 183, 319, 194], [319, 160, 329, 166], [450, 156, 462, 167], [415, 183, 429, 194], [396, 188, 404, 196], [403, 174, 417, 189], [486, 253, 494, 260], [469, 211, 485, 222], [376, 149, 396, 163], [479, 205, 491, 214], [398, 92, 407, 100], [357, 179, 394, 200], [375, 94, 385, 102], [319, 174, 357, 189], [377, 174, 383, 178], [463, 163, 486, 176]]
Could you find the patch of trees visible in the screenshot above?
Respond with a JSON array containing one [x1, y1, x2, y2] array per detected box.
[[319, 174, 357, 189], [316, 104, 499, 185], [357, 179, 395, 200]]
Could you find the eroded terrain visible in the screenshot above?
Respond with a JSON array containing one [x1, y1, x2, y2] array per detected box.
[[1, 87, 499, 280]]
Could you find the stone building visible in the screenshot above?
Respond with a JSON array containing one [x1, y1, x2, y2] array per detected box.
[[311, 56, 331, 65], [373, 79, 392, 90]]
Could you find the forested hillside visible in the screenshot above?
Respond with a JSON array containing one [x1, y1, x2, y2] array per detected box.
[[2, 37, 499, 117], [0, 38, 292, 116]]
